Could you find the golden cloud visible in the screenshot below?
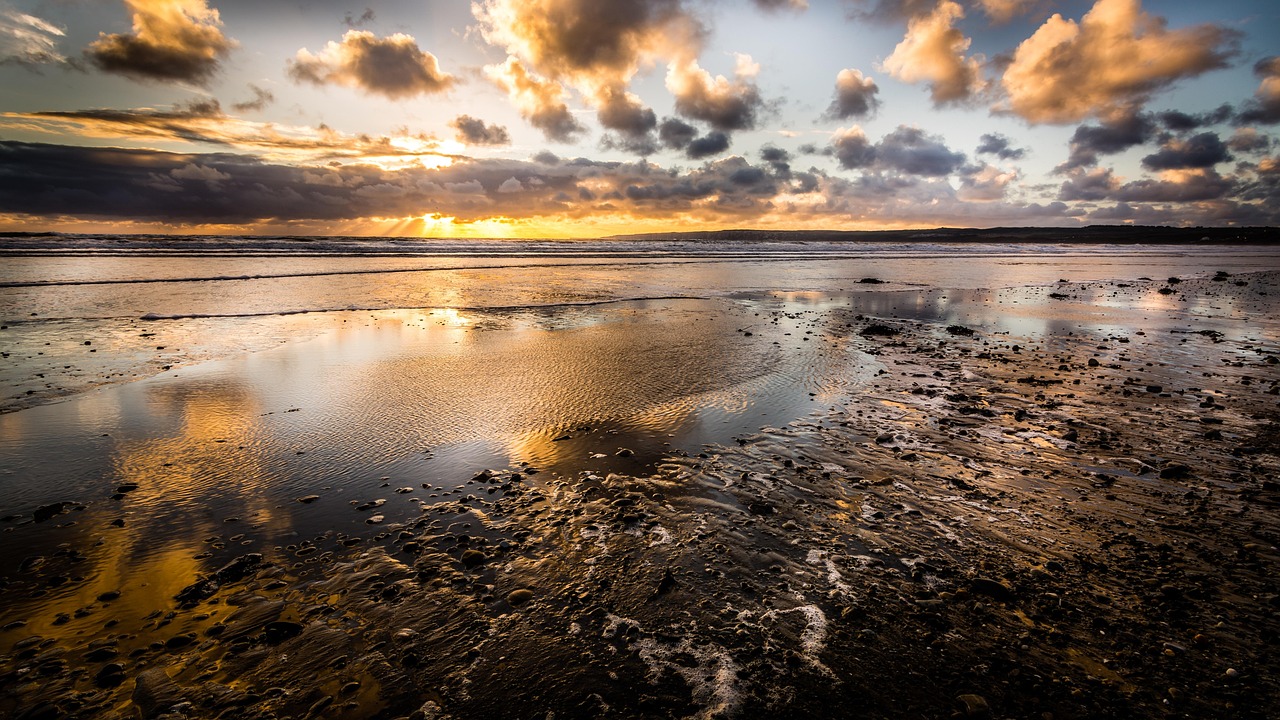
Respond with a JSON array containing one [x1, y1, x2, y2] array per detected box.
[[881, 0, 985, 106], [86, 0, 235, 85], [1000, 0, 1235, 124], [287, 30, 455, 100], [483, 56, 584, 142]]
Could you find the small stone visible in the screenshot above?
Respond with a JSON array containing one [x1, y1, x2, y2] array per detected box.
[[296, 495, 320, 503], [970, 577, 1015, 602], [615, 448, 634, 457], [1160, 464, 1193, 480], [97, 590, 121, 602], [461, 549, 487, 568], [957, 693, 990, 717], [508, 588, 535, 606], [1225, 668, 1240, 679]]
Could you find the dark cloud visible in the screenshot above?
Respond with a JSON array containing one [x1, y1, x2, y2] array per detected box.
[[288, 30, 455, 99], [875, 126, 966, 176], [686, 131, 730, 159], [825, 68, 879, 120], [1058, 168, 1116, 202], [450, 115, 511, 146], [759, 145, 791, 176], [842, 0, 936, 23], [231, 84, 274, 113], [86, 0, 235, 86], [1060, 113, 1156, 170], [1156, 105, 1232, 132], [1227, 128, 1271, 154], [658, 118, 697, 150], [668, 57, 764, 132], [343, 8, 375, 27], [1236, 56, 1280, 125], [832, 127, 874, 169], [1114, 170, 1235, 203], [975, 133, 1024, 160], [1141, 132, 1230, 170], [595, 87, 657, 141]]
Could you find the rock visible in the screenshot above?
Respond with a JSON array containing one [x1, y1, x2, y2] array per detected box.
[[957, 693, 990, 717], [970, 577, 1015, 602], [263, 620, 304, 644], [461, 549, 487, 568], [33, 502, 76, 523], [296, 495, 320, 503], [615, 448, 634, 457], [1088, 358, 1100, 367], [84, 646, 119, 662], [175, 553, 265, 606], [164, 633, 196, 650], [94, 662, 126, 687], [97, 590, 121, 602], [1160, 464, 1193, 480], [946, 325, 975, 336], [860, 324, 899, 337], [508, 588, 535, 606], [366, 514, 385, 524]]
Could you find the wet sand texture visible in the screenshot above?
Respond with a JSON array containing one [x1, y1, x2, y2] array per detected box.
[[2, 271, 1279, 719]]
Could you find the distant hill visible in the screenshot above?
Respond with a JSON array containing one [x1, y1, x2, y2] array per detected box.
[[606, 226, 1279, 244]]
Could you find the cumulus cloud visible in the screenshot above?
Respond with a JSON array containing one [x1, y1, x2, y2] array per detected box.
[[287, 30, 455, 99], [831, 126, 876, 170], [1141, 132, 1230, 170], [843, 0, 938, 23], [975, 0, 1036, 24], [976, 133, 1025, 160], [231, 84, 274, 113], [1156, 105, 1232, 132], [658, 117, 698, 150], [86, 0, 235, 85], [1059, 112, 1155, 169], [1058, 167, 1118, 201], [1000, 0, 1237, 124], [875, 125, 966, 176], [484, 56, 584, 142], [825, 68, 879, 120], [343, 8, 375, 28], [450, 115, 511, 146], [1227, 128, 1271, 154], [686, 131, 730, 159], [881, 0, 985, 106], [666, 54, 764, 132], [0, 6, 68, 67], [474, 0, 702, 141], [1236, 57, 1280, 125]]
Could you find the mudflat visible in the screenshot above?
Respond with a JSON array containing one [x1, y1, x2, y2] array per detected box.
[[2, 265, 1278, 719]]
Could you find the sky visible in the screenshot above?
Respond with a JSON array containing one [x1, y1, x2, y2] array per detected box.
[[0, 0, 1277, 238]]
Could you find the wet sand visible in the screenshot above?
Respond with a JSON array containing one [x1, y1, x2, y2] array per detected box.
[[2, 270, 1279, 719]]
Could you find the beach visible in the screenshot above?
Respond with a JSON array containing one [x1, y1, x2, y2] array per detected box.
[[2, 241, 1279, 719]]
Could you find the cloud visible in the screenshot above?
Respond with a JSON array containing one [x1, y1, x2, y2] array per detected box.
[[474, 0, 702, 140], [1000, 0, 1237, 124], [686, 131, 730, 159], [753, 0, 807, 11], [1058, 167, 1117, 201], [760, 145, 791, 176], [1156, 105, 1232, 132], [958, 163, 1017, 201], [450, 115, 511, 146], [287, 30, 455, 99], [0, 6, 68, 66], [1141, 132, 1230, 170], [343, 8, 375, 28], [825, 68, 879, 120], [1113, 169, 1235, 203], [1236, 57, 1280, 125], [975, 133, 1025, 160], [0, 101, 457, 165], [658, 117, 698, 150], [86, 0, 235, 86], [484, 56, 584, 142], [881, 0, 985, 106], [1059, 111, 1155, 169], [975, 0, 1036, 24], [843, 0, 939, 23], [875, 125, 966, 176], [231, 84, 274, 113], [666, 54, 764, 132], [831, 126, 876, 170], [1227, 128, 1271, 154]]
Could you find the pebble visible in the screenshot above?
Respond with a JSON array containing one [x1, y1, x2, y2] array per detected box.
[[508, 588, 535, 606], [296, 495, 321, 503]]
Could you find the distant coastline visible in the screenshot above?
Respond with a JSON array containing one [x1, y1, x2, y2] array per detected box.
[[2, 225, 1277, 245]]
